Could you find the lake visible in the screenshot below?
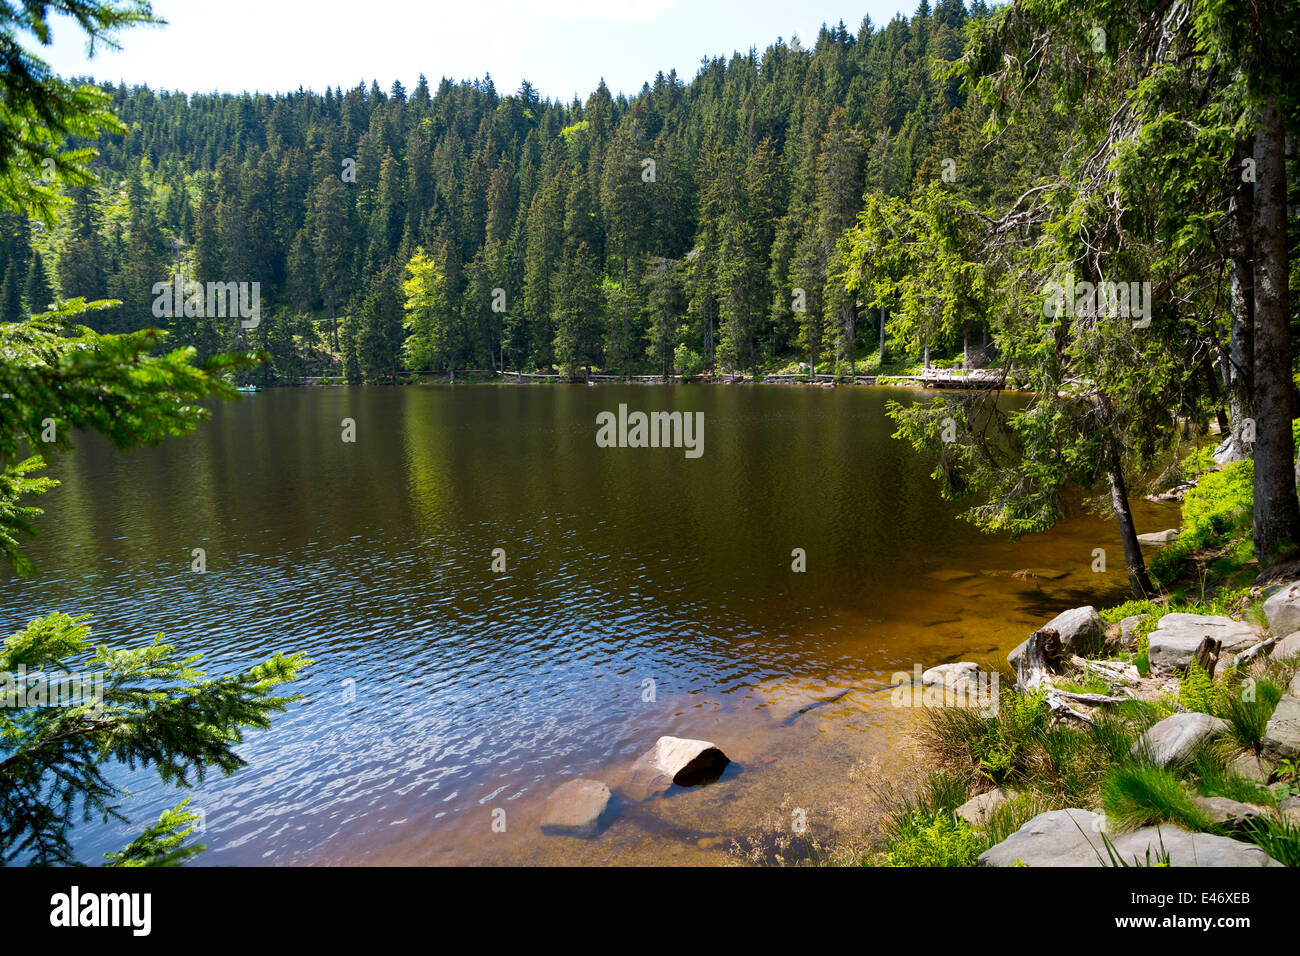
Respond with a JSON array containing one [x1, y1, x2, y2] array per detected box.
[[0, 384, 1174, 865]]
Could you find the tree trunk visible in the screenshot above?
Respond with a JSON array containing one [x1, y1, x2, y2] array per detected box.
[[1098, 398, 1154, 598], [1224, 134, 1256, 460], [1203, 356, 1230, 435], [878, 304, 886, 363], [1109, 462, 1154, 598], [1251, 97, 1300, 564], [847, 303, 857, 376]]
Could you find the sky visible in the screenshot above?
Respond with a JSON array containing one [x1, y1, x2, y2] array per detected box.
[[36, 0, 919, 102]]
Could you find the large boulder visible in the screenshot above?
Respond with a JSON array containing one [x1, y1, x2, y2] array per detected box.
[[1107, 827, 1281, 866], [1270, 631, 1300, 661], [1131, 712, 1230, 766], [1263, 581, 1300, 636], [979, 810, 1281, 866], [623, 736, 730, 800], [1260, 695, 1300, 764], [1146, 614, 1257, 677], [540, 778, 612, 838], [977, 809, 1105, 867], [1008, 607, 1106, 669]]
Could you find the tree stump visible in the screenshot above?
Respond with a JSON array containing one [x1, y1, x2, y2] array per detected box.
[[1191, 636, 1223, 679], [1016, 627, 1063, 692]]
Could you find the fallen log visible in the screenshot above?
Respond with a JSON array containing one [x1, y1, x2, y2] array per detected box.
[[1231, 638, 1275, 668], [1068, 655, 1140, 686]]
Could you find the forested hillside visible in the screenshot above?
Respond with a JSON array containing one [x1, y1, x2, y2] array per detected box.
[[0, 0, 995, 384]]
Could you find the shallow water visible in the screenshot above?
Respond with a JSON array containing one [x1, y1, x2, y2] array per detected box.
[[0, 384, 1175, 865]]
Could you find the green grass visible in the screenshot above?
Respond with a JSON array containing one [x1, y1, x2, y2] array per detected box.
[[1101, 600, 1160, 625], [1101, 763, 1213, 832], [1189, 749, 1276, 805], [1217, 675, 1284, 752], [1150, 461, 1254, 585], [1242, 816, 1300, 867]]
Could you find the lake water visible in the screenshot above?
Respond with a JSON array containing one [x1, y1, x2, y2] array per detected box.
[[0, 385, 1174, 865]]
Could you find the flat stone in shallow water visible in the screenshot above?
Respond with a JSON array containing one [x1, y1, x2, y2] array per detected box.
[[1132, 712, 1230, 766], [540, 779, 611, 838], [978, 810, 1282, 866], [1146, 614, 1257, 678], [1136, 529, 1180, 546], [921, 662, 981, 690], [1261, 695, 1300, 763]]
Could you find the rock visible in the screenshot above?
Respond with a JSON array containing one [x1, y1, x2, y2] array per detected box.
[[1137, 529, 1180, 546], [977, 809, 1106, 866], [1146, 614, 1257, 677], [1108, 827, 1281, 866], [1271, 631, 1300, 660], [1131, 712, 1230, 766], [1264, 581, 1300, 636], [1292, 672, 1300, 697], [540, 778, 611, 838], [955, 789, 1006, 827], [922, 662, 981, 690], [1012, 568, 1071, 581], [1281, 796, 1300, 826], [623, 736, 730, 800], [926, 568, 976, 583], [1008, 606, 1106, 669], [1191, 796, 1266, 829], [1119, 615, 1144, 644], [1228, 752, 1272, 783], [1260, 695, 1300, 764], [979, 810, 1281, 866]]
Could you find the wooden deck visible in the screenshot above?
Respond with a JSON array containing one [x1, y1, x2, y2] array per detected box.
[[909, 368, 1006, 389]]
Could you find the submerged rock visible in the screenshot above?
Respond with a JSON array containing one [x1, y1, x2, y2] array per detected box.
[[623, 736, 730, 800], [540, 778, 612, 838], [1146, 614, 1257, 677], [1131, 712, 1230, 766]]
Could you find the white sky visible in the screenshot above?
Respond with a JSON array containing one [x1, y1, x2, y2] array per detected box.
[[36, 0, 919, 101]]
